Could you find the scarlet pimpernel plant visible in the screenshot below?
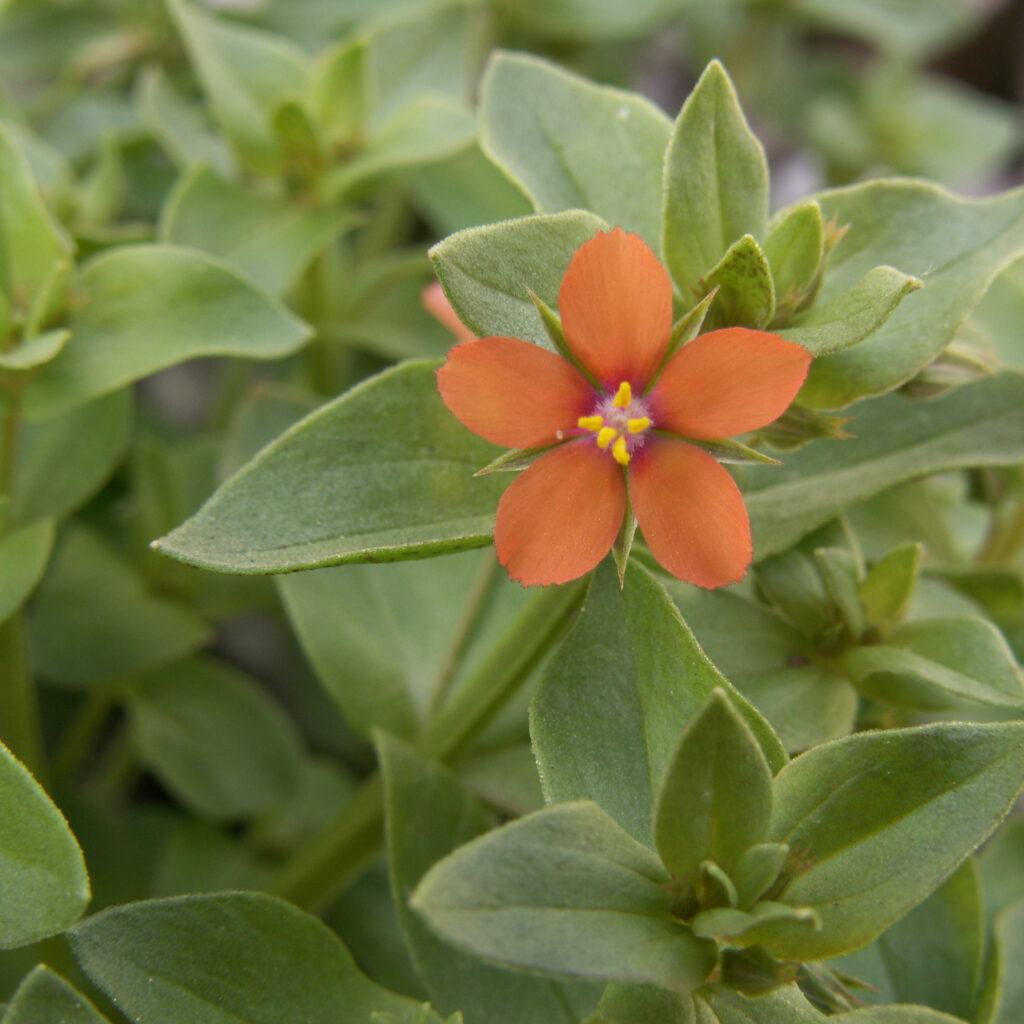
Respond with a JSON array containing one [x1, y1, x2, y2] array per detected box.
[[3, 3, 1024, 1023]]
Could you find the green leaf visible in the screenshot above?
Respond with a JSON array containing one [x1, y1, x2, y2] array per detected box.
[[0, 122, 71, 311], [501, 0, 682, 41], [860, 543, 922, 626], [378, 735, 598, 1024], [153, 361, 507, 573], [841, 616, 1024, 710], [753, 721, 1024, 960], [160, 166, 354, 295], [0, 738, 90, 948], [654, 690, 773, 886], [8, 388, 131, 525], [841, 1007, 973, 1023], [754, 545, 834, 640], [165, 0, 309, 174], [743, 373, 1024, 560], [278, 549, 527, 741], [832, 860, 983, 1021], [763, 200, 825, 323], [662, 60, 769, 302], [993, 899, 1024, 1024], [430, 210, 608, 348], [532, 563, 786, 846], [2, 965, 111, 1023], [68, 892, 422, 1024], [27, 525, 210, 688], [780, 266, 922, 358], [309, 36, 368, 147], [126, 656, 306, 820], [411, 800, 717, 992], [136, 66, 235, 177], [691, 901, 820, 942], [322, 95, 476, 200], [24, 244, 311, 418], [480, 52, 670, 250], [700, 234, 775, 330], [0, 518, 54, 626], [979, 819, 1024, 925], [815, 547, 865, 641], [698, 984, 826, 1023], [801, 182, 1024, 408], [0, 329, 69, 371], [732, 843, 791, 908]]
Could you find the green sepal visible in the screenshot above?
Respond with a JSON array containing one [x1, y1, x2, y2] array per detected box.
[[654, 689, 774, 887], [527, 288, 596, 383], [755, 402, 852, 452], [719, 946, 798, 998], [691, 901, 821, 942], [764, 200, 826, 326], [732, 843, 790, 909], [794, 963, 861, 1015], [814, 547, 865, 643], [699, 234, 775, 331], [678, 436, 780, 466], [612, 509, 638, 588], [664, 288, 717, 362], [697, 860, 738, 911], [474, 445, 553, 476], [860, 542, 922, 627]]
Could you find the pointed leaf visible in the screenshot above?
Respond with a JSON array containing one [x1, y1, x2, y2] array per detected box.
[[733, 843, 791, 908], [154, 361, 507, 573], [411, 801, 717, 992], [24, 245, 311, 418], [663, 61, 769, 301], [754, 721, 1024, 960], [744, 373, 1024, 560], [814, 547, 865, 641], [840, 616, 1024, 710], [802, 182, 1024, 408], [2, 965, 111, 1023], [68, 892, 421, 1024], [860, 543, 922, 626], [700, 234, 775, 330], [165, 0, 308, 174], [655, 690, 773, 885], [0, 329, 69, 371], [691, 901, 820, 941], [379, 735, 598, 1024], [763, 200, 825, 321], [480, 52, 671, 249], [431, 210, 609, 348], [697, 985, 826, 1023], [0, 738, 90, 948], [532, 563, 786, 846], [781, 266, 922, 358]]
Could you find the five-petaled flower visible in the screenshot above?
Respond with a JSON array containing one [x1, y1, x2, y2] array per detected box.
[[435, 228, 812, 588]]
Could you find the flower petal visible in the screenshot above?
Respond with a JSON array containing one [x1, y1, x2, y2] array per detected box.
[[423, 281, 475, 343], [631, 439, 752, 588], [559, 227, 673, 390], [437, 337, 594, 449], [650, 328, 812, 439], [495, 440, 626, 586]]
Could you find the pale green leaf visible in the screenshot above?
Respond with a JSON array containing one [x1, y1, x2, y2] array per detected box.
[[0, 739, 90, 948], [663, 61, 768, 301], [764, 200, 825, 321], [0, 518, 54, 626], [481, 52, 670, 249], [0, 330, 69, 371], [24, 244, 311, 418], [1, 965, 111, 1023], [700, 234, 775, 330], [860, 543, 922, 626], [154, 361, 506, 573]]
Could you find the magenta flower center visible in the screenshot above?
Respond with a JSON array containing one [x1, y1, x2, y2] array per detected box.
[[577, 381, 653, 466]]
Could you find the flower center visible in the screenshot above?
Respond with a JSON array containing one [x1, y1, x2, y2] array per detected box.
[[577, 381, 653, 467]]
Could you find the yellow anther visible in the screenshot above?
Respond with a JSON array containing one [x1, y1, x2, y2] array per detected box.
[[596, 426, 618, 450], [577, 414, 604, 431], [627, 416, 651, 434], [612, 435, 630, 466], [612, 381, 632, 408]]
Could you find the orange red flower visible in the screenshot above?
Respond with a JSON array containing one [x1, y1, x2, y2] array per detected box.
[[434, 228, 812, 588]]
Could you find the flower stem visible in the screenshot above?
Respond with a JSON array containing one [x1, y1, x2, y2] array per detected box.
[[0, 612, 46, 782], [268, 578, 587, 912]]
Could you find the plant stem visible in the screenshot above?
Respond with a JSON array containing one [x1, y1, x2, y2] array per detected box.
[[268, 578, 587, 912], [0, 612, 46, 781]]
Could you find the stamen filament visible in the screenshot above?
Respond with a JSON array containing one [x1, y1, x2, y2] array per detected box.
[[596, 426, 618, 450], [577, 414, 604, 431], [627, 416, 651, 434], [612, 382, 632, 408], [612, 435, 630, 466]]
